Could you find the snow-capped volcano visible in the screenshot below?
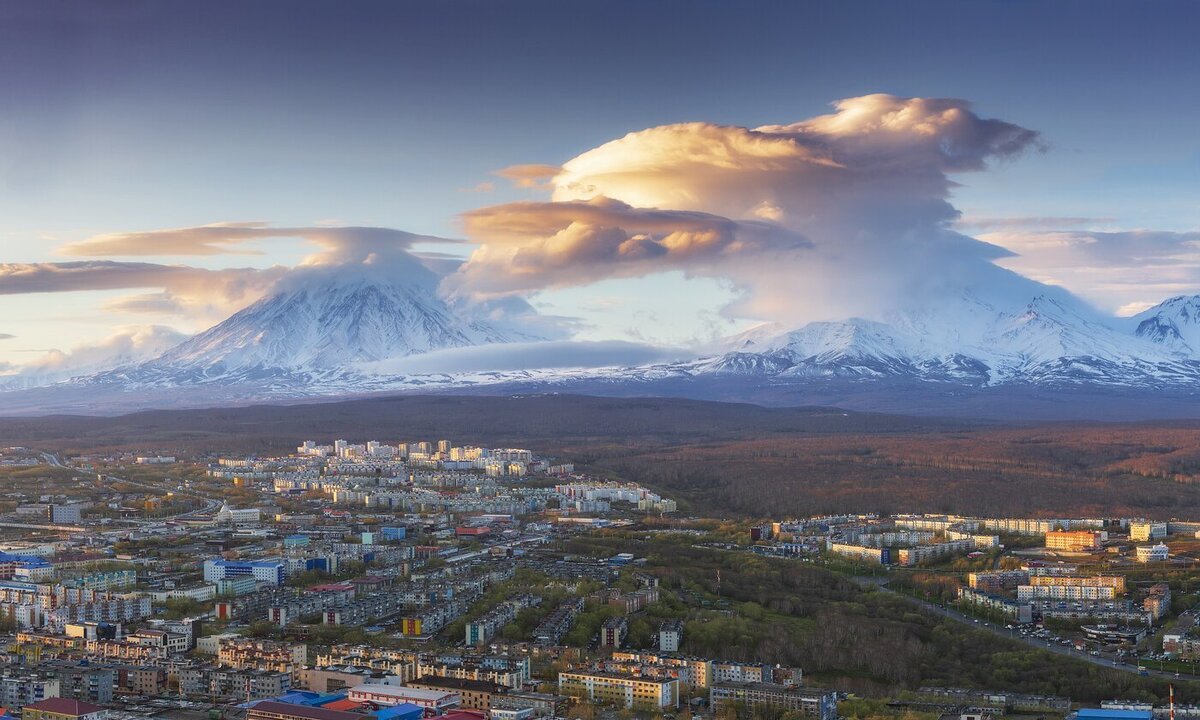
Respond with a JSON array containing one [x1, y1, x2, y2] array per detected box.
[[90, 254, 529, 387], [696, 292, 1200, 388], [7, 272, 1200, 418]]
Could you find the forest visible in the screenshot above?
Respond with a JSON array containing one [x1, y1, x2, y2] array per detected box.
[[563, 531, 1200, 703], [5, 393, 1200, 517]]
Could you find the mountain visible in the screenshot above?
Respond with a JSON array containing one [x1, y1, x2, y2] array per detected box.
[[4, 280, 1200, 419], [691, 293, 1200, 388], [89, 258, 527, 388], [1131, 295, 1200, 354]]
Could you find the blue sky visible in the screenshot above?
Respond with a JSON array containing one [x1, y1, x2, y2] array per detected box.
[[1, 0, 1199, 368]]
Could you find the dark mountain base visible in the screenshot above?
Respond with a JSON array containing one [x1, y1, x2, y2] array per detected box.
[[0, 374, 1197, 421]]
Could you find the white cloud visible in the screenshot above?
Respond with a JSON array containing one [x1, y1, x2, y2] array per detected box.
[[984, 229, 1200, 314], [0, 260, 286, 324], [450, 93, 1052, 327], [59, 222, 458, 259], [359, 339, 687, 376], [0, 325, 190, 386]]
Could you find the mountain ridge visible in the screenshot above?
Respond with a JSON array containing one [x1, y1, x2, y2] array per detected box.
[[3, 267, 1200, 418]]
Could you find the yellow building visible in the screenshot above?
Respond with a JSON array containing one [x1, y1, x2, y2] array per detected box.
[[1045, 530, 1103, 551], [1027, 574, 1126, 593], [558, 670, 678, 710]]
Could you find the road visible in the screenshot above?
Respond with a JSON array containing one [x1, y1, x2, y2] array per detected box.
[[42, 451, 221, 521], [855, 575, 1188, 681]]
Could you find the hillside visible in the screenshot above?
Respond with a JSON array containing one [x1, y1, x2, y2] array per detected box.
[[5, 394, 1200, 519]]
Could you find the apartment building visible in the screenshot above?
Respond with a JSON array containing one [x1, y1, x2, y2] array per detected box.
[[710, 683, 837, 720], [406, 677, 506, 711], [1045, 531, 1104, 552], [0, 671, 60, 709], [1145, 583, 1172, 621], [600, 617, 627, 649], [1130, 521, 1168, 542], [114, 666, 168, 696], [1028, 574, 1126, 592], [968, 571, 1029, 594], [1016, 584, 1118, 601], [658, 620, 682, 652], [957, 588, 1034, 624], [217, 639, 308, 673], [178, 666, 291, 700], [895, 540, 975, 566], [414, 655, 530, 690], [826, 543, 889, 564], [465, 595, 541, 646], [532, 598, 583, 646], [609, 653, 713, 688], [557, 671, 679, 710]]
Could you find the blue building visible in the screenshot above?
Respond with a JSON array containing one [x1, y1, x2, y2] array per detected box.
[[203, 558, 285, 585]]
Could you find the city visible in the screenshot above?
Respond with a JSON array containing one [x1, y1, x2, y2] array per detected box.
[[1, 437, 1200, 720], [3, 3, 1200, 720]]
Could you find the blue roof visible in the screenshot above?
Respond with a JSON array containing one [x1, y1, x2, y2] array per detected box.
[[1077, 711, 1154, 720], [312, 693, 348, 707], [0, 553, 50, 567], [372, 704, 424, 720], [274, 691, 323, 705]]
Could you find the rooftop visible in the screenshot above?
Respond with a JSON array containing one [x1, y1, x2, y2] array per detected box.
[[23, 699, 106, 716], [246, 701, 369, 720]]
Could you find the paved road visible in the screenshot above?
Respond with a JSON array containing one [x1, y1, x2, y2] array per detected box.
[[854, 575, 1191, 681], [42, 451, 220, 521]]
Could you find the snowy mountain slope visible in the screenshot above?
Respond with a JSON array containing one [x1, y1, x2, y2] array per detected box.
[[89, 256, 528, 387], [691, 293, 1200, 388], [9, 276, 1200, 411], [1131, 296, 1200, 355]]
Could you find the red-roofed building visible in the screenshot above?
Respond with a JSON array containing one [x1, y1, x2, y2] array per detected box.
[[455, 527, 490, 538], [22, 699, 107, 720]]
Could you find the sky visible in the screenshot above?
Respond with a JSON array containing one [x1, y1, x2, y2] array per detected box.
[[2, 0, 1199, 371]]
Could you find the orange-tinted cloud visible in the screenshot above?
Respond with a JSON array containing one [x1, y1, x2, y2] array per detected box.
[[451, 94, 1046, 326], [495, 163, 562, 189], [446, 196, 808, 297]]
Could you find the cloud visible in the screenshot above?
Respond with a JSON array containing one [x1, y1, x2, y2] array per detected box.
[[446, 196, 809, 297], [451, 93, 1050, 326], [0, 333, 13, 340], [359, 339, 687, 376], [0, 261, 285, 323], [957, 215, 1118, 231], [1, 224, 474, 329], [983, 229, 1200, 314], [0, 325, 190, 386], [495, 164, 561, 189], [59, 222, 457, 259]]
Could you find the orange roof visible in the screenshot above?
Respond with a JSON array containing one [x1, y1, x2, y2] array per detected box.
[[321, 700, 368, 712]]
